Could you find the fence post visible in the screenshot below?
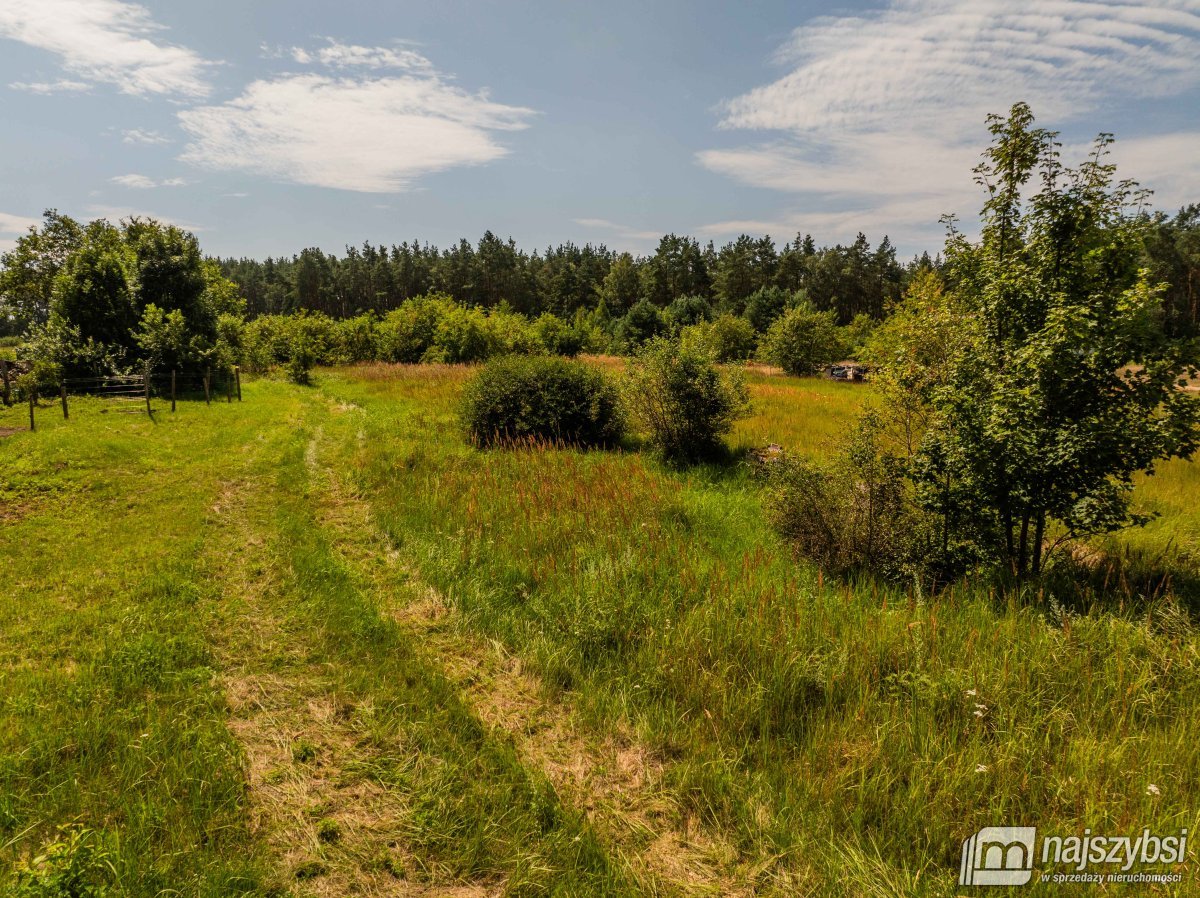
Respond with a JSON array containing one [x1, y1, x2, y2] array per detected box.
[[60, 382, 68, 419], [1, 359, 10, 407], [235, 366, 242, 401], [144, 363, 152, 415], [171, 369, 176, 413], [226, 367, 233, 403], [203, 368, 211, 405], [29, 389, 35, 432]]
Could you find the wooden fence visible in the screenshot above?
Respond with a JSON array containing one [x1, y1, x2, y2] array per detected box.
[[17, 366, 242, 432]]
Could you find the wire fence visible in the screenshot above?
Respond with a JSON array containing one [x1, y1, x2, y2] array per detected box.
[[11, 366, 243, 432]]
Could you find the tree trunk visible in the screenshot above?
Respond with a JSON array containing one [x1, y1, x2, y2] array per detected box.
[[1017, 512, 1030, 578], [1031, 510, 1047, 576]]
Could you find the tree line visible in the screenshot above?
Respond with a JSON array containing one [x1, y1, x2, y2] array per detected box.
[[214, 231, 914, 326]]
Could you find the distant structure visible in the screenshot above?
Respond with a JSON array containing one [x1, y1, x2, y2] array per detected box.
[[827, 361, 869, 382]]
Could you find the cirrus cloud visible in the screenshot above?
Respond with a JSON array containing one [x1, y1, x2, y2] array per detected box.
[[698, 0, 1200, 248], [0, 0, 213, 97]]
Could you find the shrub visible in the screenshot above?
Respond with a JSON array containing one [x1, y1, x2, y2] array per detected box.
[[377, 294, 453, 362], [763, 414, 973, 585], [680, 313, 757, 362], [622, 337, 750, 463], [532, 312, 584, 356], [614, 299, 665, 351], [283, 314, 328, 385], [485, 307, 542, 356], [330, 314, 379, 364], [461, 355, 623, 448], [426, 304, 494, 363], [761, 304, 844, 375], [664, 295, 713, 334], [743, 286, 790, 333]]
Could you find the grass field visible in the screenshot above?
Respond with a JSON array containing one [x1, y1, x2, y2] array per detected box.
[[1, 362, 1197, 896]]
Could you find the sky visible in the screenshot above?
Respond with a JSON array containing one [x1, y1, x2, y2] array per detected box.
[[0, 0, 1198, 260]]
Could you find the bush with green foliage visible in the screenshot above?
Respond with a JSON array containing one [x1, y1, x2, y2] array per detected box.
[[663, 295, 713, 334], [533, 312, 584, 356], [461, 355, 623, 448], [743, 285, 791, 333], [614, 299, 665, 351], [764, 414, 967, 585], [680, 312, 757, 362], [622, 337, 750, 462], [760, 304, 844, 375]]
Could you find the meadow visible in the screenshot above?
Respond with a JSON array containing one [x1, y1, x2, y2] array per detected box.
[[0, 360, 1197, 896]]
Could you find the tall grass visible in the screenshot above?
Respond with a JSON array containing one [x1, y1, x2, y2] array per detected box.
[[319, 362, 1200, 895]]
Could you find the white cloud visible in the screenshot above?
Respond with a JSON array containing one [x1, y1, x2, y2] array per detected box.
[[572, 217, 661, 242], [699, 0, 1200, 248], [294, 39, 434, 73], [0, 211, 41, 253], [122, 128, 171, 145], [0, 0, 213, 97], [9, 78, 90, 94], [0, 211, 40, 234], [177, 67, 535, 192], [84, 204, 204, 231], [110, 173, 187, 188]]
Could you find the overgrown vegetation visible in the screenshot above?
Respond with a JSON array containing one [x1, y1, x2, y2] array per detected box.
[[769, 104, 1200, 587]]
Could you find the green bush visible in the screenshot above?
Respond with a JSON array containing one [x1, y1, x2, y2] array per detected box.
[[763, 414, 974, 586], [461, 355, 623, 448], [532, 312, 584, 356], [622, 337, 750, 463], [377, 294, 453, 362], [426, 304, 494, 363], [680, 313, 757, 362], [760, 304, 844, 375], [614, 299, 665, 351]]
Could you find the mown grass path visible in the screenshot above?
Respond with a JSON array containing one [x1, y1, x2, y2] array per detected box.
[[0, 384, 636, 895]]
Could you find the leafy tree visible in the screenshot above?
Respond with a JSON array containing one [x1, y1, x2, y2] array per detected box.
[[135, 304, 188, 372], [0, 210, 83, 332], [913, 103, 1200, 577], [596, 252, 641, 313], [840, 313, 878, 359], [680, 313, 757, 362], [760, 304, 844, 375], [614, 299, 665, 351], [863, 269, 971, 455], [51, 220, 139, 371], [663, 294, 712, 334], [743, 285, 791, 332]]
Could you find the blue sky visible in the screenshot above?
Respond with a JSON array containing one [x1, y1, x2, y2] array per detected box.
[[1, 0, 1198, 260]]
